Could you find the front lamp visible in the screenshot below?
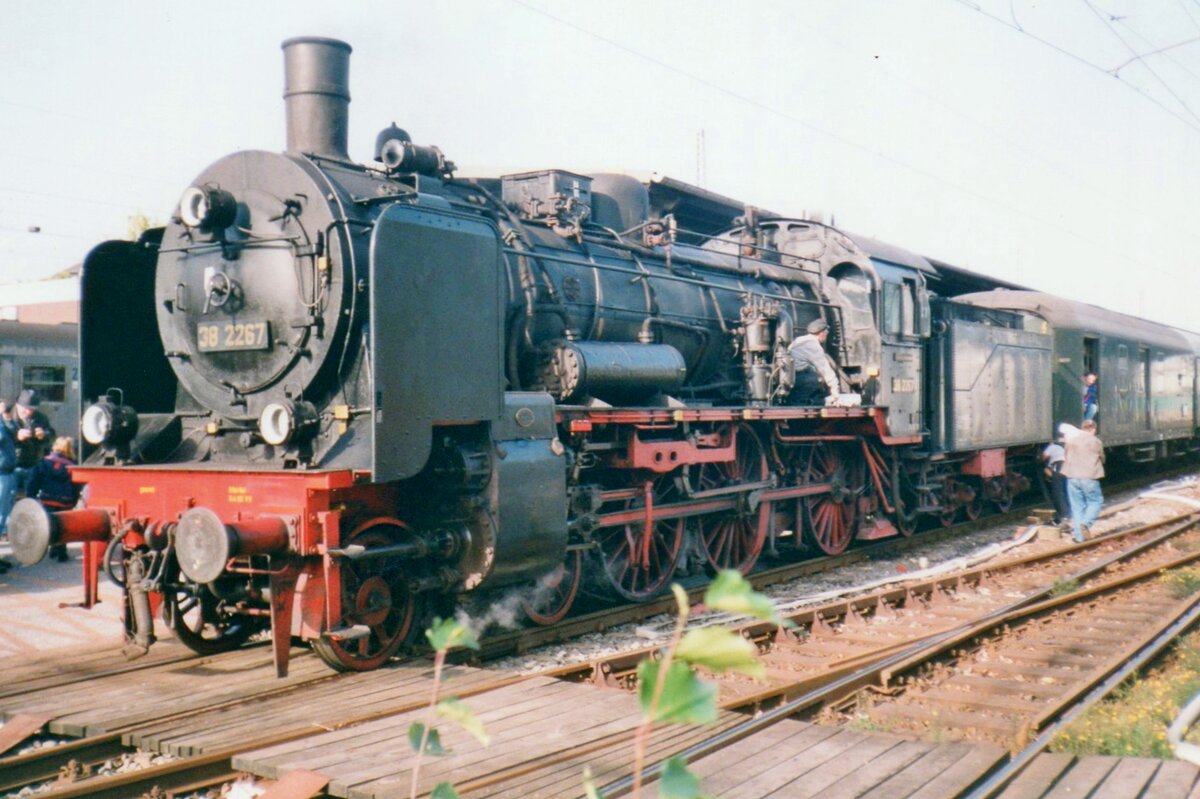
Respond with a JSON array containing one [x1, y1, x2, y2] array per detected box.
[[258, 400, 317, 447], [82, 400, 138, 446], [179, 185, 237, 231]]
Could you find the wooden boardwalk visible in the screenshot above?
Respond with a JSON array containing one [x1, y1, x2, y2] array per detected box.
[[3, 616, 1199, 797], [231, 683, 1200, 798], [994, 752, 1200, 798], [232, 682, 1002, 799]]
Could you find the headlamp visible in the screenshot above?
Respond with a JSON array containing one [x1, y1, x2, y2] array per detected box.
[[82, 400, 138, 446], [258, 400, 317, 447], [179, 185, 237, 231]]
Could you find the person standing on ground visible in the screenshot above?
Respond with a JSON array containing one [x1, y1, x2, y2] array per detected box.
[[1060, 420, 1105, 544], [1041, 436, 1069, 527], [0, 403, 16, 573], [27, 437, 81, 562], [11, 389, 54, 498]]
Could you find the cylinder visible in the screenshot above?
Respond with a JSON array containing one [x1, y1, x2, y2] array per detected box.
[[175, 507, 290, 584], [282, 37, 352, 160], [8, 499, 111, 565], [536, 341, 687, 403]]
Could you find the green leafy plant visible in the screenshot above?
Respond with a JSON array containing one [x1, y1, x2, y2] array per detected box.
[[408, 617, 489, 799], [605, 570, 789, 799]]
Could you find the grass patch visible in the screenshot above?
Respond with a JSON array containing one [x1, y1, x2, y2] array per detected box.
[[1161, 568, 1200, 599], [1049, 631, 1200, 758], [1049, 578, 1080, 598]]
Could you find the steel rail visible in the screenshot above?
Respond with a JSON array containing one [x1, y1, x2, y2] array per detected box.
[[964, 598, 1200, 798], [594, 514, 1200, 797]]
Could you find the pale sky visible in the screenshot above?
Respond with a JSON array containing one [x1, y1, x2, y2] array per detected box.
[[2, 1, 1198, 328]]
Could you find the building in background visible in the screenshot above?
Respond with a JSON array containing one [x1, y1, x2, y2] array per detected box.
[[0, 267, 80, 324]]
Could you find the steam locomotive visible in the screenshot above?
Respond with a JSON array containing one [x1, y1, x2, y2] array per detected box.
[[12, 37, 1200, 676]]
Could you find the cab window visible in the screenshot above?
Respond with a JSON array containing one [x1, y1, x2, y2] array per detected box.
[[881, 280, 920, 337], [882, 283, 903, 336]]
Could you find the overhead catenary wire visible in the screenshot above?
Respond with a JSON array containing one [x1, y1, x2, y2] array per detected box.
[[953, 0, 1200, 135], [1082, 0, 1200, 123], [512, 0, 1200, 294]]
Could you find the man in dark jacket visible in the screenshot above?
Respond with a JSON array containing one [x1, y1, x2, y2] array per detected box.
[[11, 389, 54, 498]]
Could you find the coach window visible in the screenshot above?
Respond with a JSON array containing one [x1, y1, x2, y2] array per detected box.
[[22, 364, 67, 402]]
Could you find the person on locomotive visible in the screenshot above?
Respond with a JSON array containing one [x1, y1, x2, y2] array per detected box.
[[1082, 373, 1098, 422], [788, 318, 840, 405], [1060, 420, 1105, 544], [26, 436, 81, 563]]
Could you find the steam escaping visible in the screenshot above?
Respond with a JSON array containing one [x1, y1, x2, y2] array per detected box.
[[455, 570, 565, 638]]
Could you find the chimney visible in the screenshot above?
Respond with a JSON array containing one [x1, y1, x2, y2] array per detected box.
[[281, 37, 352, 160]]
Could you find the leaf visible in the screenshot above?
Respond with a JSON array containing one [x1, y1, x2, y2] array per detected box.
[[581, 766, 605, 799], [659, 756, 707, 799], [704, 570, 793, 628], [637, 660, 718, 725], [675, 626, 765, 679], [407, 722, 448, 756], [438, 697, 491, 746], [431, 783, 460, 799], [671, 583, 691, 621], [426, 616, 481, 652]]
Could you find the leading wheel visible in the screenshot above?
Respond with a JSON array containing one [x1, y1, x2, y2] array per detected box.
[[594, 477, 684, 601], [162, 574, 257, 655], [522, 549, 583, 626], [312, 523, 417, 672], [800, 442, 862, 555], [693, 424, 770, 573]]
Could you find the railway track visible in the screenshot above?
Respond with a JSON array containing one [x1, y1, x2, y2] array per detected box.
[[2, 478, 1197, 798], [594, 511, 1200, 796]]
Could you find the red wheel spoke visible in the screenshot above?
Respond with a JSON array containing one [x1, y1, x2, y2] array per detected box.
[[696, 424, 768, 575]]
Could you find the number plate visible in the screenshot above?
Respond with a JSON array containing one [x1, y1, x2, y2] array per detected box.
[[196, 320, 271, 352]]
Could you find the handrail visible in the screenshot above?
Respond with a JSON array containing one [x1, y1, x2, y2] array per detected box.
[[1169, 690, 1200, 765]]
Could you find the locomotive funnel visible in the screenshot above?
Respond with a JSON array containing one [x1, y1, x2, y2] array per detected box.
[[282, 36, 352, 160]]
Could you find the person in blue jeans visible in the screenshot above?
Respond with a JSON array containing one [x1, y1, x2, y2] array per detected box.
[[0, 403, 17, 573], [1060, 420, 1105, 543]]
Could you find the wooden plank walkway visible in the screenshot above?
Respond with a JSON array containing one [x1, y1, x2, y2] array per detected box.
[[232, 682, 1200, 799], [995, 753, 1200, 798], [235, 676, 653, 799], [0, 644, 334, 737], [125, 659, 511, 757], [0, 637, 201, 700], [638, 718, 1004, 799], [232, 681, 1003, 799]]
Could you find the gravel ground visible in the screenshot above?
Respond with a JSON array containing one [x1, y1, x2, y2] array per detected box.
[[484, 476, 1200, 674]]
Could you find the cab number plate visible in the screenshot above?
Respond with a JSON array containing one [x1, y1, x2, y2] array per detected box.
[[197, 320, 270, 352]]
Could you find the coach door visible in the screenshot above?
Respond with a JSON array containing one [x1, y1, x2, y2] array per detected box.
[[1139, 347, 1151, 430]]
